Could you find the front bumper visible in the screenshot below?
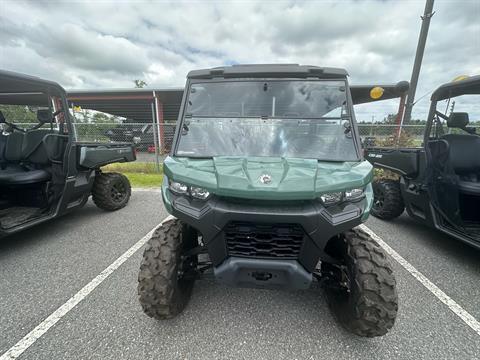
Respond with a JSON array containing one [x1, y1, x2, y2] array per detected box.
[[165, 188, 369, 274], [214, 257, 313, 290]]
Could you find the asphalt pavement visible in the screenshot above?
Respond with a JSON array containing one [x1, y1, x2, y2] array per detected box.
[[1, 191, 479, 359]]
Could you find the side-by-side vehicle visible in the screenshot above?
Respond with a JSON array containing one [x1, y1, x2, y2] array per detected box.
[[367, 75, 480, 249], [0, 70, 135, 238], [137, 64, 408, 337]]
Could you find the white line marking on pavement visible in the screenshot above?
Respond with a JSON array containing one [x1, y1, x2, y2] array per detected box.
[[0, 215, 175, 360], [359, 224, 480, 337]]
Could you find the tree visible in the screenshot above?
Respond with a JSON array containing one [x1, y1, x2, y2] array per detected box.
[[0, 105, 37, 123], [134, 80, 147, 88], [382, 113, 398, 124]]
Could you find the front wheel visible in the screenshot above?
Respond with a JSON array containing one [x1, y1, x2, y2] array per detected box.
[[371, 179, 405, 220], [138, 218, 198, 319], [323, 228, 398, 337], [92, 172, 131, 211]]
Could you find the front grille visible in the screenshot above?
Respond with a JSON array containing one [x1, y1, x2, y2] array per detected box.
[[224, 222, 305, 259]]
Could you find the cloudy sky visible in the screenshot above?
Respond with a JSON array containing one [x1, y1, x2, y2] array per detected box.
[[0, 0, 479, 121]]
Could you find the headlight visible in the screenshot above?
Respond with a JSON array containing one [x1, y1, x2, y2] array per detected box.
[[345, 188, 364, 201], [320, 188, 365, 205], [190, 186, 210, 200], [169, 181, 188, 194], [320, 192, 343, 205], [169, 181, 210, 200]]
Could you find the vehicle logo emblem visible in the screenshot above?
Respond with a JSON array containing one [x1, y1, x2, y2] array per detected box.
[[259, 174, 272, 184]]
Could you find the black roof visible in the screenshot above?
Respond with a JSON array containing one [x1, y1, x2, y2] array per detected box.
[[431, 75, 480, 101], [187, 64, 348, 79], [0, 69, 66, 105], [350, 81, 409, 105]]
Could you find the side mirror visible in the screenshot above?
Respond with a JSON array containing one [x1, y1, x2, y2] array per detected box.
[[447, 112, 469, 129], [37, 109, 53, 124]]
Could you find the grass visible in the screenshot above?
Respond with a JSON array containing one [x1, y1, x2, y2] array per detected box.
[[120, 172, 163, 188], [102, 162, 163, 188]]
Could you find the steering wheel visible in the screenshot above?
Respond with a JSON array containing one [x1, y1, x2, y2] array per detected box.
[[4, 109, 63, 134]]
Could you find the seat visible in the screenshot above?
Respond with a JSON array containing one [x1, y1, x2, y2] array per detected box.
[[442, 134, 480, 195], [0, 165, 50, 185], [0, 133, 7, 168], [0, 130, 54, 186], [22, 129, 55, 165], [4, 132, 24, 163]]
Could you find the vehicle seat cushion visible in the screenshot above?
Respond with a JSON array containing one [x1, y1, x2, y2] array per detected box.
[[4, 132, 24, 162], [0, 133, 6, 165], [442, 134, 480, 173], [0, 165, 51, 185], [22, 129, 55, 165]]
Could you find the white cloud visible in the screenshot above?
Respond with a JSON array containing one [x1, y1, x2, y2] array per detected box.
[[0, 0, 479, 121]]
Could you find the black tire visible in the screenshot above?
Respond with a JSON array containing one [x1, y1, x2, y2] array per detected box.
[[92, 172, 131, 211], [324, 228, 398, 337], [138, 218, 197, 319], [371, 179, 405, 220]]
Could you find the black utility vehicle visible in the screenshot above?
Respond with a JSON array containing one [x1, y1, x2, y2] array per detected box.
[[137, 64, 407, 337], [367, 76, 480, 249], [0, 70, 135, 238], [104, 122, 154, 150]]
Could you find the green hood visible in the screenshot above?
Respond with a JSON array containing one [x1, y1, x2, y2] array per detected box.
[[163, 156, 373, 201]]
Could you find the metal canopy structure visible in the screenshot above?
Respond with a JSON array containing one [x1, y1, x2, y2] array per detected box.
[[67, 88, 183, 123], [67, 88, 184, 160]]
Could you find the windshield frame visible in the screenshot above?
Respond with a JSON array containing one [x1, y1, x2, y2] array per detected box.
[[425, 91, 480, 142], [172, 77, 362, 162]]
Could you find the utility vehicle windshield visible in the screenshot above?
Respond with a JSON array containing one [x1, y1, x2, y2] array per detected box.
[[176, 80, 358, 161]]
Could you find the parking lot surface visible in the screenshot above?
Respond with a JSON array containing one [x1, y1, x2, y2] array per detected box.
[[1, 190, 479, 359]]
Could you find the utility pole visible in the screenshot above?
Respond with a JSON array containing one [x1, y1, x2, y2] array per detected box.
[[403, 0, 435, 124]]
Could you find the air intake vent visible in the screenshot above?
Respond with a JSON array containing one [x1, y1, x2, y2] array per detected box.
[[225, 222, 305, 259]]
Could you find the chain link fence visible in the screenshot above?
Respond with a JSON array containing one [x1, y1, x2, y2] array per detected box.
[[72, 121, 176, 163], [71, 121, 427, 151], [358, 124, 480, 147], [358, 124, 426, 147]]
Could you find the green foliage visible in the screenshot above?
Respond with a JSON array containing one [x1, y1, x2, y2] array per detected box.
[[102, 162, 163, 188], [73, 110, 120, 142], [102, 162, 162, 174], [376, 129, 417, 148], [134, 80, 147, 88], [382, 113, 398, 124], [373, 168, 400, 181], [0, 105, 37, 123], [380, 113, 426, 125], [120, 172, 163, 188]]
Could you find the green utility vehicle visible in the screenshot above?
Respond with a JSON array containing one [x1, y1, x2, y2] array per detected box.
[[138, 65, 403, 337], [0, 70, 134, 238]]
